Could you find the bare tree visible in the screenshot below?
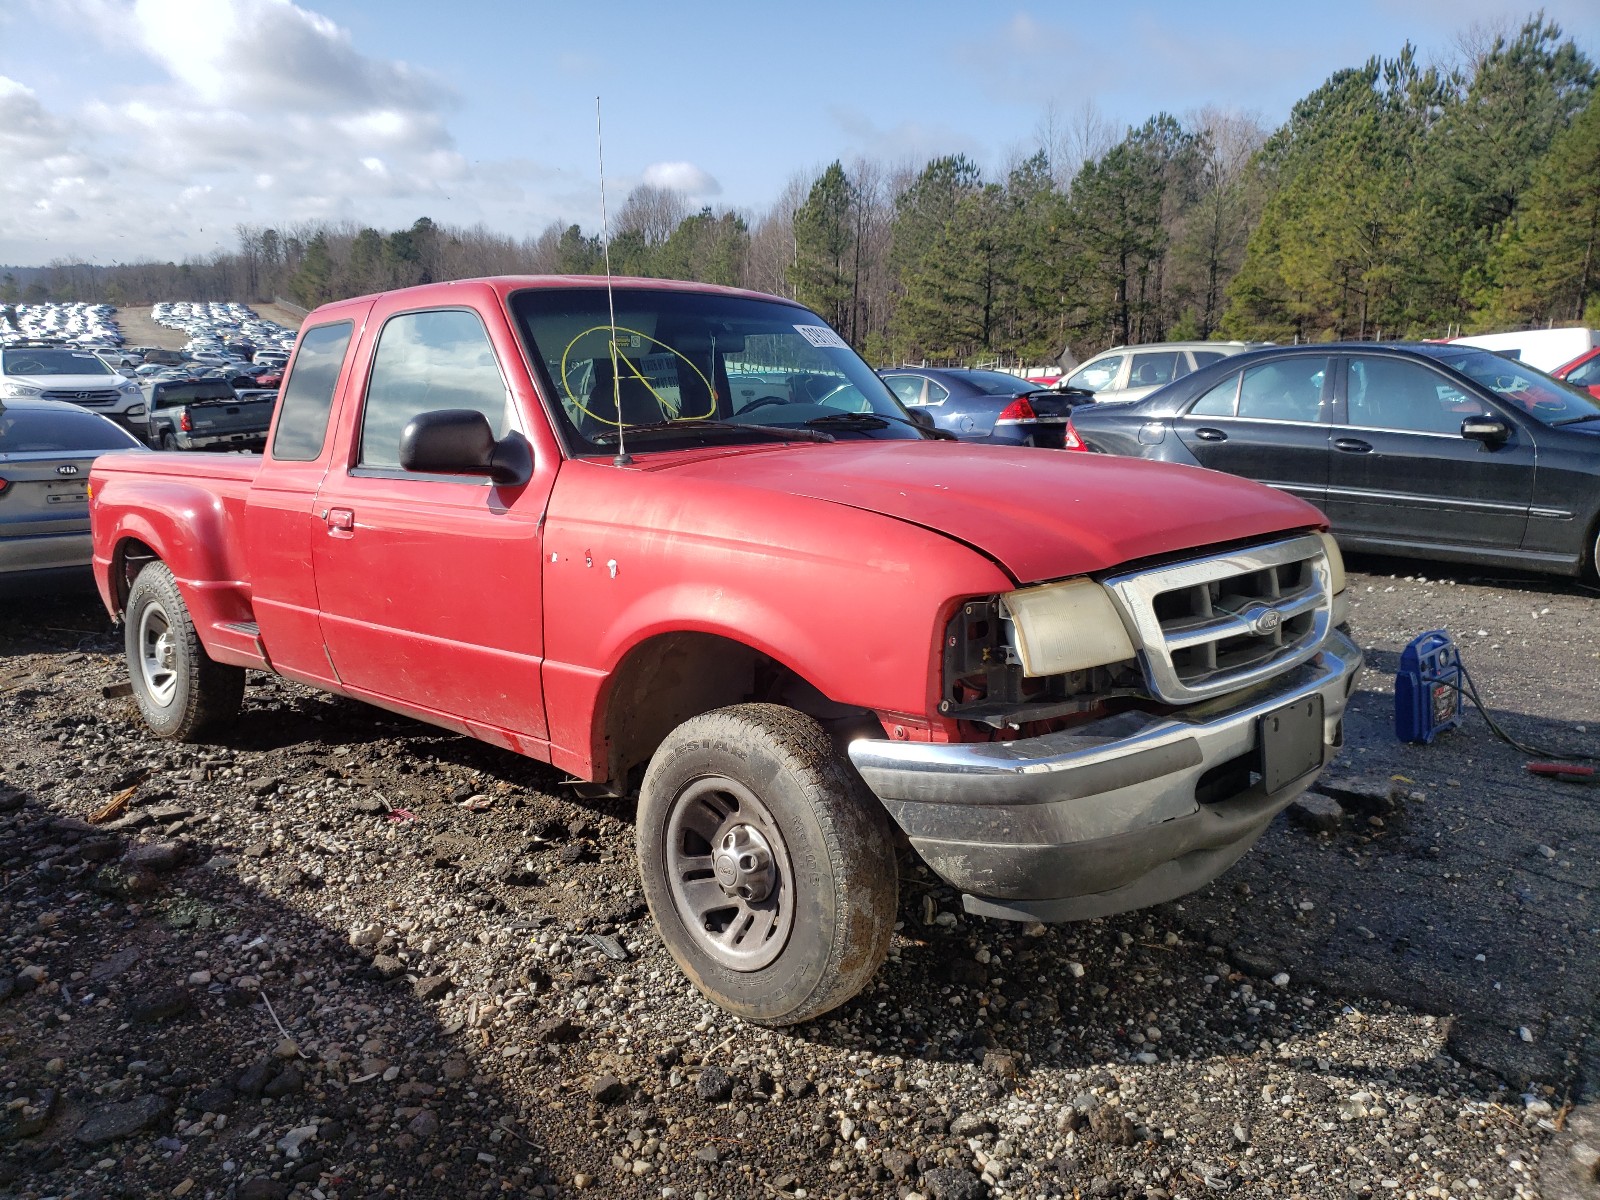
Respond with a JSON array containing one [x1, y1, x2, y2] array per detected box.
[[746, 170, 817, 297], [1035, 98, 1117, 185], [615, 185, 691, 247]]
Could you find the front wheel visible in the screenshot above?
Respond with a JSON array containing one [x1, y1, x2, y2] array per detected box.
[[125, 562, 244, 740], [637, 704, 898, 1025]]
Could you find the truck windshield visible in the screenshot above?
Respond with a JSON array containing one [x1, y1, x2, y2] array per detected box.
[[511, 287, 923, 455]]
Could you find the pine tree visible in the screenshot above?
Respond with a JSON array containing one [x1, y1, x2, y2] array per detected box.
[[1479, 96, 1600, 324], [289, 233, 334, 308], [789, 162, 857, 338]]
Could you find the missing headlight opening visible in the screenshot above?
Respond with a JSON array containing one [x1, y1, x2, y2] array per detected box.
[[938, 592, 1144, 733]]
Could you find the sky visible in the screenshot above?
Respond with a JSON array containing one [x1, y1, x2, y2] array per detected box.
[[1, 0, 1596, 267]]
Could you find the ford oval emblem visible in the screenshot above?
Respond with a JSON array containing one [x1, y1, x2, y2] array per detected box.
[[56, 464, 80, 476], [1251, 608, 1282, 635]]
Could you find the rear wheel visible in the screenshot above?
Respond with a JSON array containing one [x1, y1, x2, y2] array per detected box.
[[637, 704, 897, 1025], [125, 562, 244, 740], [160, 432, 178, 451]]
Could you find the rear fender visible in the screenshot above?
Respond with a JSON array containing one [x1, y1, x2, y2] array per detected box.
[[96, 478, 254, 639]]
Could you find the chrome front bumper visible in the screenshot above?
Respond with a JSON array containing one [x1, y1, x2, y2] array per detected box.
[[848, 628, 1363, 921]]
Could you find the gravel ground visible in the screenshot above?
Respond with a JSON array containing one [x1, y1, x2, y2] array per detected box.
[[0, 555, 1596, 1200]]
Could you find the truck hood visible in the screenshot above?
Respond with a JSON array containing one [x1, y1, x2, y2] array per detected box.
[[650, 441, 1328, 584]]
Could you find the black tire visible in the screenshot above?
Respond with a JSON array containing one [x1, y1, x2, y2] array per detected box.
[[160, 432, 178, 451], [637, 703, 898, 1025], [125, 562, 244, 740]]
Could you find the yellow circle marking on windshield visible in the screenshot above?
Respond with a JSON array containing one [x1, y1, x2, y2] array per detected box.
[[559, 325, 717, 427]]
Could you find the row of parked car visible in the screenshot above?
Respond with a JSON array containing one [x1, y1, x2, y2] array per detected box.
[[0, 301, 123, 351], [151, 300, 297, 368]]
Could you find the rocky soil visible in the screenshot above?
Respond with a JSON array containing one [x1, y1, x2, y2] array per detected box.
[[0, 554, 1596, 1200]]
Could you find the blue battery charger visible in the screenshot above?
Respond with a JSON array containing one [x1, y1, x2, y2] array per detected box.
[[1395, 629, 1464, 744]]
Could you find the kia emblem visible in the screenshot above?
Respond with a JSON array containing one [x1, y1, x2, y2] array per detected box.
[[56, 464, 79, 476]]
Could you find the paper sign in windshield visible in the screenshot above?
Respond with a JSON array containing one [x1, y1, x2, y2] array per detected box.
[[794, 325, 848, 350], [638, 353, 679, 391]]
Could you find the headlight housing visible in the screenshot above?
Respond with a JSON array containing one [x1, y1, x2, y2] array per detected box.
[[1318, 531, 1350, 626], [999, 578, 1136, 676], [0, 382, 42, 399], [126, 404, 147, 417]]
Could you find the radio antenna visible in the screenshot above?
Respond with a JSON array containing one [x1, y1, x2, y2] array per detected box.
[[596, 96, 630, 467]]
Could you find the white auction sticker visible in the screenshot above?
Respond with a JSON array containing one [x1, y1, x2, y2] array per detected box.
[[794, 324, 848, 349]]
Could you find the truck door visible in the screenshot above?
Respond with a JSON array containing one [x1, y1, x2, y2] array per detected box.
[[309, 303, 556, 743], [243, 307, 369, 686]]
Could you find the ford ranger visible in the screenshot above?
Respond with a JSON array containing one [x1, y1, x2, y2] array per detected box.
[[89, 277, 1361, 1024]]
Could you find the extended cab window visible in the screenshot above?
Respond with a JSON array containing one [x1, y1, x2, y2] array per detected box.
[[271, 321, 354, 461], [359, 310, 512, 470]]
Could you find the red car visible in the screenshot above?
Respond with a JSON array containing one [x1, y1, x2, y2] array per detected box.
[[1555, 346, 1600, 399], [88, 277, 1359, 1024]]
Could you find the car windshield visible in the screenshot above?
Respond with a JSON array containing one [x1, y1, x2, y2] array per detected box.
[[0, 407, 143, 452], [1414, 345, 1600, 424], [511, 287, 922, 455], [947, 369, 1037, 396], [3, 349, 115, 377]]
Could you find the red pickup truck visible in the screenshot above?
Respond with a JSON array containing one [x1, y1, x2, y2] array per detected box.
[[90, 277, 1361, 1024]]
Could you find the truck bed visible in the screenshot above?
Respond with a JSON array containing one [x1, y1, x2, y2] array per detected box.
[[90, 452, 265, 664]]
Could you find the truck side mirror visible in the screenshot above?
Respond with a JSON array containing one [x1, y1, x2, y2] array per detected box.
[[1460, 415, 1510, 445], [400, 409, 532, 487]]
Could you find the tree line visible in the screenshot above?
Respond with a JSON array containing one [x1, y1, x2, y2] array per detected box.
[[5, 15, 1595, 365]]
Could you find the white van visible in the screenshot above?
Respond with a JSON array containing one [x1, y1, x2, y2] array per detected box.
[[1448, 328, 1599, 373]]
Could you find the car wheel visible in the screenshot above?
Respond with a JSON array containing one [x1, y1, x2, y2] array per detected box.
[[125, 562, 244, 740], [637, 703, 898, 1025], [159, 432, 178, 451]]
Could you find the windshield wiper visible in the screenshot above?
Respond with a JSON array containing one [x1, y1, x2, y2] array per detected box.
[[805, 412, 890, 430], [806, 411, 957, 440], [591, 419, 833, 445], [1552, 412, 1600, 426]]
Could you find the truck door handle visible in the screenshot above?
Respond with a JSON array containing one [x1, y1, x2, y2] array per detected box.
[[1192, 427, 1227, 442], [325, 507, 355, 536], [1334, 438, 1373, 454]]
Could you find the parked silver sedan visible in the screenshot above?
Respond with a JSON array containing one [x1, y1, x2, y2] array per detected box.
[[0, 399, 148, 595]]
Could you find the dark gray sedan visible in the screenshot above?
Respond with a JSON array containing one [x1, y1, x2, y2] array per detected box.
[[1066, 343, 1600, 579], [0, 399, 148, 594]]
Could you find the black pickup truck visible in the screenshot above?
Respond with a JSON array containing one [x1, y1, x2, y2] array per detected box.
[[142, 380, 276, 451]]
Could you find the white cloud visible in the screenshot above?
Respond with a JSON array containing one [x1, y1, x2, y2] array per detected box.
[[641, 161, 722, 197], [0, 0, 546, 262]]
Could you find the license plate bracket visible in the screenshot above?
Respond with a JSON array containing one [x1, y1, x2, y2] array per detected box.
[[1259, 693, 1324, 793]]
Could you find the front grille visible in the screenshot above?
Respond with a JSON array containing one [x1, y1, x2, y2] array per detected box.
[[1103, 534, 1332, 705], [42, 389, 120, 406]]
